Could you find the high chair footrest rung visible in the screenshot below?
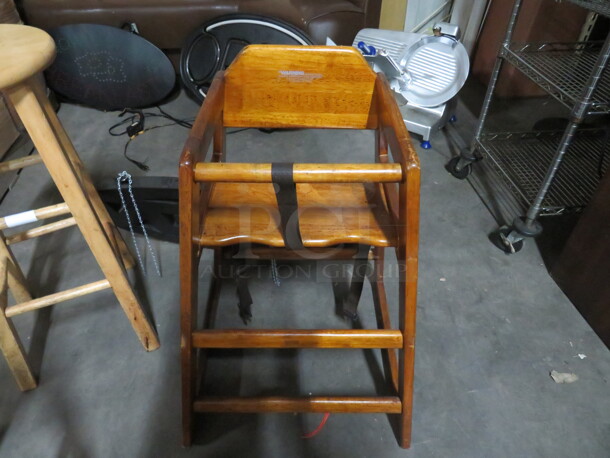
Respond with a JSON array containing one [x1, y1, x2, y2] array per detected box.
[[193, 396, 402, 413], [192, 329, 403, 349]]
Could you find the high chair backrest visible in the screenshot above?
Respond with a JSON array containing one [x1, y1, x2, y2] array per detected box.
[[223, 45, 377, 129]]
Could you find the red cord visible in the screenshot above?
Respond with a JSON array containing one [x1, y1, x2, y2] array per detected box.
[[302, 413, 330, 439]]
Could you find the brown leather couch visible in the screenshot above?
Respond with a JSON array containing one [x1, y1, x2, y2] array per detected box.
[[17, 0, 381, 65]]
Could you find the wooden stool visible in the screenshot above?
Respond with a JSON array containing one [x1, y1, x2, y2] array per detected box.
[[0, 24, 159, 391], [180, 46, 420, 448]]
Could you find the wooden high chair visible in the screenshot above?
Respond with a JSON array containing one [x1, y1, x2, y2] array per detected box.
[[179, 45, 420, 448]]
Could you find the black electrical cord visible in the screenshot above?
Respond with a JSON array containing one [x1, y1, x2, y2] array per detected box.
[[155, 105, 193, 128], [121, 123, 178, 171], [108, 107, 194, 137], [108, 107, 249, 171]]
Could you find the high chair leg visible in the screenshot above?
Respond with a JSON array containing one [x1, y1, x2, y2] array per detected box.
[[181, 243, 200, 446], [370, 247, 399, 393], [397, 258, 417, 449]]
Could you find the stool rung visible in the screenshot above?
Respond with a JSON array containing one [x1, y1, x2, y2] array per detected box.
[[6, 217, 76, 245], [5, 279, 111, 317], [193, 396, 402, 414], [0, 154, 42, 175], [192, 329, 403, 349], [0, 202, 71, 230]]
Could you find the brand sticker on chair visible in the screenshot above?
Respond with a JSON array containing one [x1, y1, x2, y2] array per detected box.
[[278, 70, 322, 82]]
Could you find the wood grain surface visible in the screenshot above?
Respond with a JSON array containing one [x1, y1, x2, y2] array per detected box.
[[224, 46, 377, 129], [192, 329, 403, 349], [0, 25, 55, 89]]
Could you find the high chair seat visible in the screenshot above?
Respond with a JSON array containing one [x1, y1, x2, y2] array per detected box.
[[198, 182, 397, 247]]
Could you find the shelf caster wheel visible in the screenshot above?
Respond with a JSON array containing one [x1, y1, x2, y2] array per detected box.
[[420, 140, 432, 149], [449, 115, 457, 123], [489, 226, 524, 254], [446, 156, 472, 180]]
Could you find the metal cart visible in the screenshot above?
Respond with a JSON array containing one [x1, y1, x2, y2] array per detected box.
[[447, 0, 610, 253]]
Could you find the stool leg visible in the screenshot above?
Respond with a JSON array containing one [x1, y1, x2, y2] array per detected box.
[[0, 257, 37, 391], [5, 80, 159, 352], [0, 234, 33, 304], [29, 79, 135, 270]]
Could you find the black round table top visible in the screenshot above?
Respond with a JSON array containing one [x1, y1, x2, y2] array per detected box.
[[46, 24, 175, 110]]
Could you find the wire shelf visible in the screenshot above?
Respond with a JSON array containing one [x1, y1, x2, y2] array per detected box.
[[567, 0, 610, 17], [503, 41, 610, 115], [476, 129, 610, 215]]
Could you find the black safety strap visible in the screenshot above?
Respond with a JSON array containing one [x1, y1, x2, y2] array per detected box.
[[272, 163, 304, 250], [343, 245, 371, 320], [234, 261, 253, 325]]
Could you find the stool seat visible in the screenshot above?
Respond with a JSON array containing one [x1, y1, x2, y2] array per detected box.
[[198, 182, 397, 247], [0, 24, 56, 90]]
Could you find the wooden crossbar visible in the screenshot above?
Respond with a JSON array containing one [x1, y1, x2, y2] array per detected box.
[[194, 163, 404, 183], [192, 329, 403, 349], [0, 154, 42, 175], [194, 396, 402, 414], [5, 279, 111, 317], [6, 217, 76, 245], [0, 202, 71, 230]]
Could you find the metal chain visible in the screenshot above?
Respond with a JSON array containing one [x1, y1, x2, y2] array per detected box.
[[271, 258, 281, 286], [116, 171, 162, 276]]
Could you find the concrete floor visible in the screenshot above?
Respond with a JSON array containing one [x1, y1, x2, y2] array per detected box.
[[0, 88, 609, 458]]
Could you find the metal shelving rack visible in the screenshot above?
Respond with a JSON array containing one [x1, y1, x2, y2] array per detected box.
[[503, 41, 610, 114], [447, 0, 610, 253]]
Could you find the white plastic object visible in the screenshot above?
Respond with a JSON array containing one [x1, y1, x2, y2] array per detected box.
[[3, 210, 38, 228]]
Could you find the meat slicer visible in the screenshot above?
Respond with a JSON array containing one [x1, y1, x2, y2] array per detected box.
[[353, 23, 469, 149]]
